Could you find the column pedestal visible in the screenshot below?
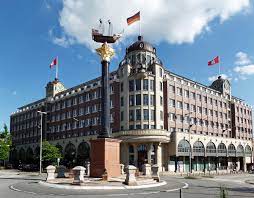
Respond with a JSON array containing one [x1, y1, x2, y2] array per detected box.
[[90, 138, 121, 178]]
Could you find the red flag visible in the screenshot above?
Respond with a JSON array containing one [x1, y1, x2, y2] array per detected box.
[[127, 11, 140, 25], [208, 56, 219, 66], [50, 58, 58, 68]]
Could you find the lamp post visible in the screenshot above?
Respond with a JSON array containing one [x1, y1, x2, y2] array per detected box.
[[184, 112, 193, 174], [37, 110, 47, 175]]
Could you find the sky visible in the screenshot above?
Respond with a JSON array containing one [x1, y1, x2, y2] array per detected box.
[[1, 0, 254, 131]]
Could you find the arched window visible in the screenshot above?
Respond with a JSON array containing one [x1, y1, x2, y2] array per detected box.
[[237, 145, 244, 157], [193, 141, 205, 155], [245, 145, 252, 156], [178, 139, 190, 154], [64, 142, 76, 167], [218, 143, 227, 156], [77, 142, 90, 166], [206, 142, 216, 155], [228, 144, 236, 156]]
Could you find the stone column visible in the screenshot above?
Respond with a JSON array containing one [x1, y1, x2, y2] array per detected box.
[[133, 144, 138, 167], [243, 157, 247, 172], [236, 158, 240, 171], [147, 143, 153, 164], [156, 143, 162, 171], [95, 43, 114, 138]]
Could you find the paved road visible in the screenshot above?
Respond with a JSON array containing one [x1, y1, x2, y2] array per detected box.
[[1, 170, 254, 198]]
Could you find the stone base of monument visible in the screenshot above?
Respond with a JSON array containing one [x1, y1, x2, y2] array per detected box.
[[90, 138, 121, 178]]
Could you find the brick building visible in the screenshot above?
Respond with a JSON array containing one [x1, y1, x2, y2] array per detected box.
[[10, 36, 253, 173]]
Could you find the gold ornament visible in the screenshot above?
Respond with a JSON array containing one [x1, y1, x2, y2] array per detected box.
[[96, 43, 115, 62]]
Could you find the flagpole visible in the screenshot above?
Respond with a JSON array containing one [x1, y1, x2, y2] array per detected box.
[[139, 16, 141, 36], [56, 56, 58, 80], [219, 56, 221, 77]]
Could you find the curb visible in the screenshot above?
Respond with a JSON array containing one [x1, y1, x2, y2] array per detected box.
[[39, 180, 167, 190]]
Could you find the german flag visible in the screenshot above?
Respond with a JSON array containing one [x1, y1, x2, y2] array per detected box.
[[127, 11, 140, 25]]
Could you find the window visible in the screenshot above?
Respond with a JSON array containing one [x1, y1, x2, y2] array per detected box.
[[198, 106, 202, 114], [191, 92, 196, 99], [121, 97, 124, 106], [150, 80, 154, 91], [150, 95, 155, 105], [160, 96, 163, 106], [197, 94, 201, 101], [169, 85, 175, 93], [120, 83, 123, 92], [136, 109, 141, 120], [209, 109, 213, 116], [160, 82, 163, 91], [121, 111, 124, 121], [129, 110, 134, 121], [136, 94, 141, 105], [176, 87, 182, 96], [136, 79, 141, 91], [177, 101, 183, 109], [169, 113, 175, 121], [143, 94, 149, 105], [203, 108, 208, 115], [129, 95, 134, 106], [79, 108, 84, 116], [143, 79, 149, 90], [143, 109, 149, 120], [129, 80, 134, 91], [203, 96, 207, 103], [191, 104, 196, 112], [184, 103, 190, 110], [169, 99, 175, 107], [184, 90, 189, 98], [209, 98, 213, 105], [159, 68, 163, 77]]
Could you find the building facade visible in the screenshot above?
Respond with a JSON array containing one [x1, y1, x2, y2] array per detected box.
[[10, 36, 253, 173]]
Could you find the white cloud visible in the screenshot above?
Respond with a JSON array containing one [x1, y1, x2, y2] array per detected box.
[[208, 74, 230, 82], [234, 65, 254, 75], [54, 0, 250, 50], [48, 28, 74, 48], [234, 51, 251, 65]]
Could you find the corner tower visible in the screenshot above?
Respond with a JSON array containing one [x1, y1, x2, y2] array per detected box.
[[210, 75, 231, 100], [118, 36, 165, 130]]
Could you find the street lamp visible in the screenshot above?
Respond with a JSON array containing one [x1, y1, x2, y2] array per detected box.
[[184, 112, 193, 174], [37, 110, 47, 175]]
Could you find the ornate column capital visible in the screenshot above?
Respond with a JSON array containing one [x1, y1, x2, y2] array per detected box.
[[96, 42, 114, 62]]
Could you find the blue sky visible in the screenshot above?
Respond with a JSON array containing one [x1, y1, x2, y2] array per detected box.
[[0, 0, 254, 130]]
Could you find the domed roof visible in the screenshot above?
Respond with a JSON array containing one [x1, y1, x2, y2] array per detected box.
[[126, 36, 156, 54]]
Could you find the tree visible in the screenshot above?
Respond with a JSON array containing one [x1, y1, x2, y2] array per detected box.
[[0, 124, 11, 166], [42, 141, 62, 166]]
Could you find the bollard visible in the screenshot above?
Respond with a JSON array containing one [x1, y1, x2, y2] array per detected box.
[[46, 165, 56, 181], [179, 188, 182, 198]]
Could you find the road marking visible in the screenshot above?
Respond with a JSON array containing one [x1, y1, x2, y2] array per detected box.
[[9, 182, 189, 197]]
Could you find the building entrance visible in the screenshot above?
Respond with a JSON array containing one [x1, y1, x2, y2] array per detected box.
[[137, 144, 147, 170]]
